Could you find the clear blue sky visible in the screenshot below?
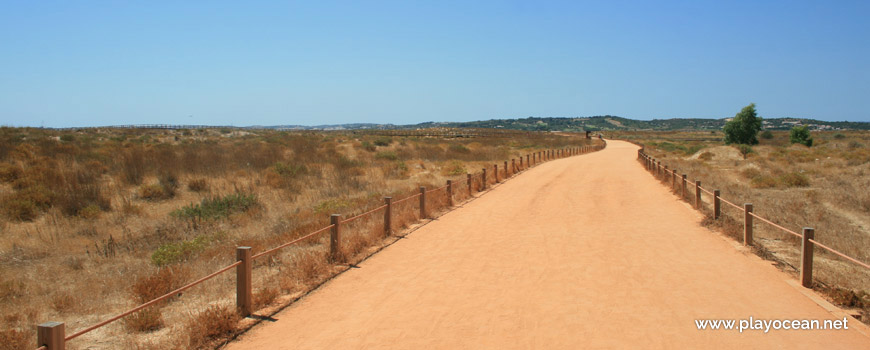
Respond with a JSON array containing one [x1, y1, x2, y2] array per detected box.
[[1, 1, 868, 127]]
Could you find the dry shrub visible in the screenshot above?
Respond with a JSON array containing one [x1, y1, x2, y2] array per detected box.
[[778, 172, 810, 187], [124, 308, 164, 333], [121, 146, 147, 185], [740, 168, 761, 179], [699, 151, 714, 161], [54, 167, 111, 217], [0, 163, 22, 182], [281, 250, 329, 291], [342, 230, 377, 259], [750, 175, 778, 189], [0, 278, 26, 302], [253, 287, 280, 310], [186, 305, 240, 349], [0, 328, 31, 350], [139, 184, 167, 200], [187, 178, 209, 192], [62, 256, 85, 270], [129, 267, 190, 304], [50, 292, 77, 313], [139, 174, 178, 201]]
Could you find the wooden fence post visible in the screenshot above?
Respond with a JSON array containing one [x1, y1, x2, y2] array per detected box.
[[526, 154, 530, 168], [482, 168, 487, 190], [384, 196, 392, 236], [713, 190, 721, 219], [466, 174, 472, 196], [743, 203, 753, 246], [494, 164, 499, 183], [504, 161, 509, 177], [664, 165, 668, 181], [236, 246, 252, 317], [695, 181, 701, 209], [801, 227, 815, 288], [447, 180, 453, 206], [672, 169, 677, 189], [38, 322, 65, 350], [330, 214, 342, 262], [419, 187, 427, 219], [681, 174, 687, 199]]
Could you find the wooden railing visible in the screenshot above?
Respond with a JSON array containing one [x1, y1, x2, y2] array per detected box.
[[33, 142, 606, 350], [636, 149, 870, 291]]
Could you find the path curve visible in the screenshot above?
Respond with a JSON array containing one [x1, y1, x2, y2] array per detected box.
[[227, 140, 869, 349]]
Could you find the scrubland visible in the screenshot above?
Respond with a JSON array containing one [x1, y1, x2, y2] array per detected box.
[[614, 130, 870, 321], [0, 127, 597, 349]]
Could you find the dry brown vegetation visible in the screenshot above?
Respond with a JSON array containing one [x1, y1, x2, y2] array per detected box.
[[0, 126, 598, 349], [615, 130, 870, 322]]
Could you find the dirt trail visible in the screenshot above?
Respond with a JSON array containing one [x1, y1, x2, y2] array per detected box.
[[227, 140, 869, 349]]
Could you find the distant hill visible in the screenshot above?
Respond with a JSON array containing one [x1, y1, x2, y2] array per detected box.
[[61, 116, 870, 131], [264, 116, 869, 132]]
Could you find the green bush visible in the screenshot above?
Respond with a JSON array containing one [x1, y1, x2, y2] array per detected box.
[[170, 193, 258, 221], [760, 130, 773, 139], [789, 126, 813, 147], [724, 103, 763, 145]]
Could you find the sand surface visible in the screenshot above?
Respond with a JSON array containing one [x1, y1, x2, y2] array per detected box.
[[227, 140, 869, 349]]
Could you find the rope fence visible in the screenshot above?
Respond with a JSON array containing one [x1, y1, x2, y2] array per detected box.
[[33, 142, 606, 350], [637, 149, 870, 292]]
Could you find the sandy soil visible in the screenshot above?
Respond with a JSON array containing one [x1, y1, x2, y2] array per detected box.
[[226, 140, 869, 349]]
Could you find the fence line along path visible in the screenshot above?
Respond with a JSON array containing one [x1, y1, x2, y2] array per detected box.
[[227, 140, 869, 349], [33, 144, 604, 350]]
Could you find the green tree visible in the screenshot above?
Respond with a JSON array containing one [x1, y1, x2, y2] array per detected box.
[[723, 103, 763, 145], [789, 126, 813, 147]]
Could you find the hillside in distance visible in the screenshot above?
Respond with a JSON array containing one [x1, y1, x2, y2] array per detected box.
[[412, 116, 870, 131], [264, 116, 870, 132]]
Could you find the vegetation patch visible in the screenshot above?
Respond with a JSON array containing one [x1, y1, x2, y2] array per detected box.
[[186, 304, 240, 349], [314, 198, 351, 214], [375, 151, 399, 161], [151, 235, 210, 266], [170, 192, 258, 221]]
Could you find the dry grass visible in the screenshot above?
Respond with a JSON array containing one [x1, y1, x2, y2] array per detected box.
[[0, 126, 600, 348], [185, 304, 240, 349], [625, 130, 870, 322]]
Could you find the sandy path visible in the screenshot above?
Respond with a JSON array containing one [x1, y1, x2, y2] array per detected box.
[[227, 140, 869, 349]]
